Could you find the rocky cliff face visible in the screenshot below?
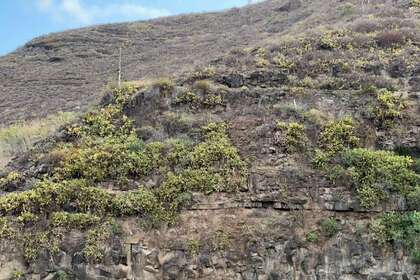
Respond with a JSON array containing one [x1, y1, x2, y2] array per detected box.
[[0, 0, 419, 279]]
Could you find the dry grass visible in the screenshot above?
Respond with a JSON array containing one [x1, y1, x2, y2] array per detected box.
[[0, 112, 76, 168]]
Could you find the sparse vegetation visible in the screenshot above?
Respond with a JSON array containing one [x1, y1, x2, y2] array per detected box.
[[187, 239, 201, 256], [336, 149, 418, 208], [320, 217, 339, 237], [0, 0, 419, 273], [275, 122, 307, 153], [0, 171, 23, 191], [0, 112, 76, 168], [371, 211, 420, 264], [152, 78, 175, 94], [371, 89, 403, 127], [50, 212, 101, 229], [314, 117, 359, 167], [306, 231, 318, 243]]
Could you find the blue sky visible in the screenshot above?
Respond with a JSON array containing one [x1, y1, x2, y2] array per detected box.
[[1, 0, 261, 56]]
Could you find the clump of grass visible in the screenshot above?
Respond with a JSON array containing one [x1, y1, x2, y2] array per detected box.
[[306, 231, 318, 243], [0, 112, 76, 168], [152, 77, 175, 95], [320, 217, 340, 237]]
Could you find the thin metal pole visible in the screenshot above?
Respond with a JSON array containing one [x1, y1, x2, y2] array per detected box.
[[118, 46, 122, 88]]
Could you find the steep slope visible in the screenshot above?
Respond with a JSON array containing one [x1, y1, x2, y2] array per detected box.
[[0, 0, 301, 125], [1, 0, 410, 125], [0, 0, 419, 279]]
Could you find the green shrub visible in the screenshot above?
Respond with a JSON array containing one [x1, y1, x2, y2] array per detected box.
[[275, 122, 307, 153], [212, 229, 233, 251], [12, 271, 24, 280], [17, 212, 39, 225], [0, 171, 23, 191], [319, 31, 343, 50], [191, 66, 216, 80], [341, 149, 418, 208], [254, 48, 270, 67], [407, 186, 420, 210], [273, 53, 295, 70], [70, 106, 133, 138], [50, 212, 100, 229], [83, 226, 110, 263], [414, 158, 420, 175], [175, 90, 199, 106], [186, 239, 201, 256], [371, 89, 403, 127], [0, 179, 112, 216], [56, 271, 70, 280], [152, 78, 174, 94], [112, 188, 168, 223], [411, 0, 420, 8], [320, 217, 339, 237], [22, 231, 49, 262], [56, 136, 161, 183], [318, 117, 359, 156], [0, 217, 14, 239], [371, 211, 419, 263], [306, 231, 318, 243]]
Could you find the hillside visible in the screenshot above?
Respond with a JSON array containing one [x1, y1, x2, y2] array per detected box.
[[2, 0, 413, 125], [0, 0, 419, 279]]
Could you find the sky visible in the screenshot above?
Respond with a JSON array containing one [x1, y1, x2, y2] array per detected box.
[[0, 0, 262, 56]]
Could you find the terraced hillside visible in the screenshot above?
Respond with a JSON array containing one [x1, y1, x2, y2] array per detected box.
[[0, 0, 419, 279]]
